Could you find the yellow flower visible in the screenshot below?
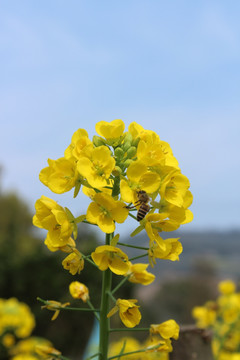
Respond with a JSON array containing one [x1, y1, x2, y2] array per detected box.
[[69, 281, 89, 302], [145, 213, 180, 234], [33, 196, 74, 250], [0, 298, 35, 339], [62, 250, 84, 275], [126, 263, 155, 286], [41, 300, 70, 321], [160, 171, 190, 208], [150, 320, 180, 340], [192, 303, 217, 328], [2, 334, 15, 348], [148, 234, 183, 267], [77, 145, 115, 188], [35, 344, 61, 359], [120, 160, 160, 203], [144, 337, 171, 357], [86, 192, 129, 233], [44, 236, 76, 253], [108, 337, 141, 360], [91, 245, 130, 275], [64, 128, 93, 161], [218, 280, 236, 295], [95, 119, 125, 139], [146, 338, 173, 353], [10, 337, 52, 356], [108, 299, 141, 328], [136, 137, 179, 170], [39, 157, 78, 194]]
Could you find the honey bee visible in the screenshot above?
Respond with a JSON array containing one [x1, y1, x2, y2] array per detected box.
[[127, 190, 150, 221]]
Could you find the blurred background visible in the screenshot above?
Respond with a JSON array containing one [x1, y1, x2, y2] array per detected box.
[[0, 1, 240, 359]]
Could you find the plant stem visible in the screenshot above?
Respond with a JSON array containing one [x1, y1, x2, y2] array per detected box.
[[129, 253, 148, 261], [111, 276, 129, 295], [87, 299, 100, 321], [117, 242, 149, 250], [109, 327, 149, 332], [99, 232, 113, 360]]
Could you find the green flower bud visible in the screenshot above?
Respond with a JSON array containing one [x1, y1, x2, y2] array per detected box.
[[112, 166, 122, 176], [92, 135, 106, 147], [124, 132, 133, 143], [115, 147, 124, 159], [132, 137, 140, 147], [122, 141, 131, 152], [127, 146, 136, 158], [123, 159, 133, 168]]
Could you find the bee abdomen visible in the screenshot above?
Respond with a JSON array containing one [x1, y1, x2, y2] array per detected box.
[[137, 204, 150, 221]]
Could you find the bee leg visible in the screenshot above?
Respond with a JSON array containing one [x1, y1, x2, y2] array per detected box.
[[125, 200, 141, 209], [125, 203, 135, 209]]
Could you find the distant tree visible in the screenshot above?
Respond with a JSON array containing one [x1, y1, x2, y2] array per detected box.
[[0, 191, 101, 358]]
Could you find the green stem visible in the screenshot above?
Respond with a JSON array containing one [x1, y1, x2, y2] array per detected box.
[[87, 299, 100, 321], [112, 276, 129, 295], [129, 253, 148, 261], [99, 232, 113, 360], [128, 212, 138, 221], [107, 344, 160, 360], [86, 352, 101, 360], [83, 255, 99, 268], [117, 242, 149, 251], [109, 327, 149, 332], [107, 290, 117, 303]]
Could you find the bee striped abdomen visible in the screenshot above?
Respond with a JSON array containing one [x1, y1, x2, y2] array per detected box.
[[137, 203, 150, 221]]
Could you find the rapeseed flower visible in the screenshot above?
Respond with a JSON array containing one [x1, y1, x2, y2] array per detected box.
[[126, 263, 155, 285], [0, 298, 35, 339], [150, 320, 180, 340], [62, 250, 84, 275], [33, 196, 74, 249], [64, 128, 93, 161], [108, 299, 141, 328], [77, 145, 115, 189], [69, 281, 89, 302], [95, 119, 125, 140], [86, 192, 128, 233], [91, 245, 130, 275], [39, 157, 78, 194], [41, 300, 70, 321]]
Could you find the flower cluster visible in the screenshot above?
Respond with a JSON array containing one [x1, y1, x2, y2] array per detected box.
[[192, 280, 240, 360], [33, 119, 193, 274], [108, 319, 179, 359], [0, 298, 59, 360], [33, 119, 193, 359]]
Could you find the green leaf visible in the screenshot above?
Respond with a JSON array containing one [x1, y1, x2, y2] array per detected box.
[[73, 223, 78, 240], [110, 234, 120, 246], [74, 181, 81, 198], [130, 225, 144, 237], [64, 207, 74, 221]]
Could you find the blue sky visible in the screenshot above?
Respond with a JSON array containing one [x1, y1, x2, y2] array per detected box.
[[0, 0, 240, 233]]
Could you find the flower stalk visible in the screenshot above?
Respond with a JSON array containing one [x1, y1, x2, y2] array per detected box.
[[99, 232, 113, 360]]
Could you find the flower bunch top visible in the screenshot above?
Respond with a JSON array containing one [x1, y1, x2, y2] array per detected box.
[[34, 119, 192, 233], [33, 119, 193, 279]]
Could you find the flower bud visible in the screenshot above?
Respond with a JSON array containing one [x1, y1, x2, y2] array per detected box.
[[112, 166, 122, 176], [114, 147, 124, 159], [124, 159, 133, 168], [124, 132, 133, 143], [132, 137, 140, 147], [122, 141, 131, 152], [127, 146, 136, 158], [92, 135, 106, 147]]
